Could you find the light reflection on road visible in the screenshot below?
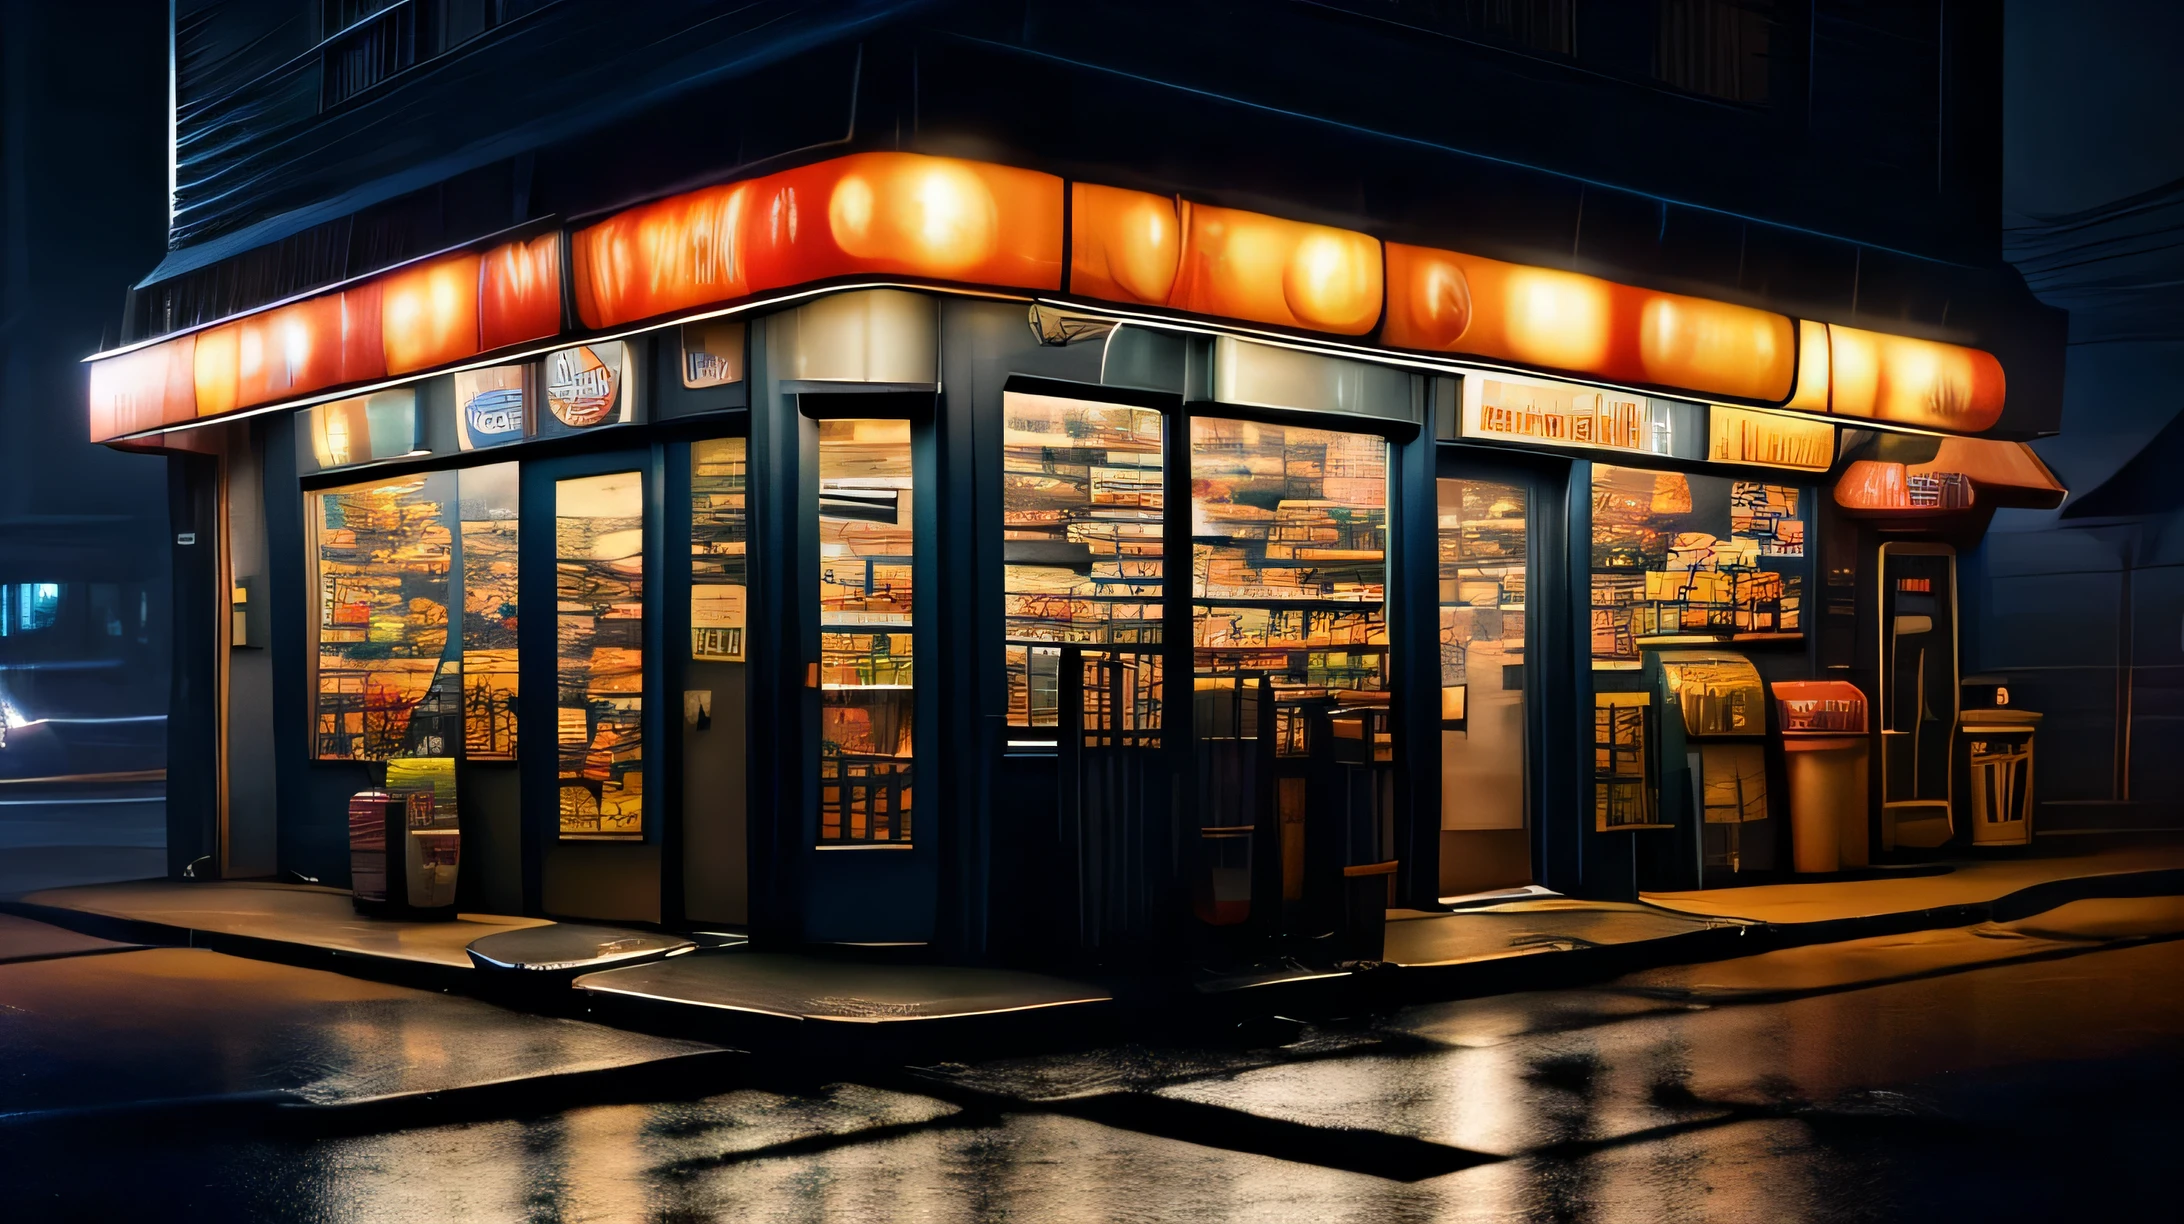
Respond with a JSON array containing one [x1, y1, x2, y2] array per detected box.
[[4, 903, 2180, 1223]]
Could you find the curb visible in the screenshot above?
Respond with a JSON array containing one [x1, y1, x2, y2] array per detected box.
[[8, 865, 2182, 1061]]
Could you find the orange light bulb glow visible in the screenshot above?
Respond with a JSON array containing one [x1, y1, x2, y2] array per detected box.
[[1072, 186, 1381, 335], [381, 252, 483, 375], [1827, 324, 2005, 431], [1501, 267, 1613, 372]]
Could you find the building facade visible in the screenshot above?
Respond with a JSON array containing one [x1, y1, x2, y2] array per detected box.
[[92, 1, 2067, 962]]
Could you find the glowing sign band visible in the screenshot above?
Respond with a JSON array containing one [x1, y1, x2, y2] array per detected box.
[[86, 153, 2013, 448], [1462, 372, 1677, 457], [1708, 405, 1835, 472]]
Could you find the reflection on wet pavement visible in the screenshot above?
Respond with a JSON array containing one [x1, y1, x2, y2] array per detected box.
[[17, 879, 552, 967], [4, 900, 2181, 1221], [0, 946, 721, 1115]]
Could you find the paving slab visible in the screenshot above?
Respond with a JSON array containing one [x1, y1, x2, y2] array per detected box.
[[0, 946, 728, 1122], [1383, 898, 1749, 967], [468, 923, 698, 973], [0, 912, 139, 964], [575, 951, 1116, 1056], [577, 951, 1112, 1023], [15, 879, 551, 968]]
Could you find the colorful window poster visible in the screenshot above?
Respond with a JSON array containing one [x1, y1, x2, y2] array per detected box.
[[459, 463, 519, 759], [454, 365, 530, 451], [311, 472, 461, 759], [1462, 373, 1677, 457], [1590, 466, 1807, 668], [539, 341, 637, 437], [555, 472, 645, 840], [305, 389, 420, 470], [681, 320, 746, 389], [691, 438, 748, 662]]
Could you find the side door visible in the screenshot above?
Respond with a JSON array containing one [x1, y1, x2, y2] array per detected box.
[[1434, 456, 1544, 900], [520, 446, 664, 923]]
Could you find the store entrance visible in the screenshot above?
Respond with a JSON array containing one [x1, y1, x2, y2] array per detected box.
[[521, 448, 661, 924], [1188, 415, 1395, 936], [1434, 463, 1538, 899]]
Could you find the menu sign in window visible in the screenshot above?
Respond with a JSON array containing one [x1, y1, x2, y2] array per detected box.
[[1461, 373, 1677, 457]]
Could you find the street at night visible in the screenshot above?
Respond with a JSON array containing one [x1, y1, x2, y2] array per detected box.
[[5, 895, 2181, 1220]]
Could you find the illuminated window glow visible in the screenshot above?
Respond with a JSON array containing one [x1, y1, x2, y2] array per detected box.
[[555, 472, 646, 840], [817, 419, 916, 844], [1001, 391, 1165, 732]]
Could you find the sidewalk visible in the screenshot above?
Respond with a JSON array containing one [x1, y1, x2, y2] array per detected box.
[[1644, 842, 2184, 927], [10, 844, 2184, 1056], [5, 879, 696, 987]]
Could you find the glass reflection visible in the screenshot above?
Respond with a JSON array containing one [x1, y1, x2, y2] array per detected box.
[[817, 419, 915, 844]]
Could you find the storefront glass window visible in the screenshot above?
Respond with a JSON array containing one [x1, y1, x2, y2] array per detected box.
[[817, 420, 915, 843], [555, 472, 645, 840], [310, 473, 460, 759], [691, 438, 748, 662], [459, 463, 520, 759], [1438, 477, 1528, 834], [1001, 392, 1165, 735], [1590, 465, 1807, 668], [1190, 417, 1388, 691]]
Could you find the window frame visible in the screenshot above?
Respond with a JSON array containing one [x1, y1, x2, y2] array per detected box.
[[996, 376, 1183, 755]]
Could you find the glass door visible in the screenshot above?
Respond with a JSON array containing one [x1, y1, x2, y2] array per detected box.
[[522, 448, 660, 923], [1879, 542, 1958, 850], [998, 388, 1169, 951], [815, 419, 917, 845], [1436, 468, 1535, 899]]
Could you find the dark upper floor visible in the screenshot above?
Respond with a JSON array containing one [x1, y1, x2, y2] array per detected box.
[[134, 0, 2058, 433]]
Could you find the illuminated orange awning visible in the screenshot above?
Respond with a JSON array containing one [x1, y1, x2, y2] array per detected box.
[[1383, 244, 1797, 403], [570, 152, 1065, 331], [1824, 323, 2007, 433], [84, 234, 560, 440], [1071, 184, 1383, 335], [85, 151, 2017, 447]]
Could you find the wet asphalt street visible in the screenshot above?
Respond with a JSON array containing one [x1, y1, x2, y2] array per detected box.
[[4, 898, 2180, 1222]]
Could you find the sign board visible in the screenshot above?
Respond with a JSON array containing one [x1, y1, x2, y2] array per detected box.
[[454, 365, 530, 451], [1460, 372, 1678, 457], [692, 584, 747, 662], [539, 341, 637, 437], [1707, 405, 1834, 471], [681, 320, 746, 388]]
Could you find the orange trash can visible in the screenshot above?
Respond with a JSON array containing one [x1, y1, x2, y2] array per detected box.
[[1772, 682, 1871, 874]]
